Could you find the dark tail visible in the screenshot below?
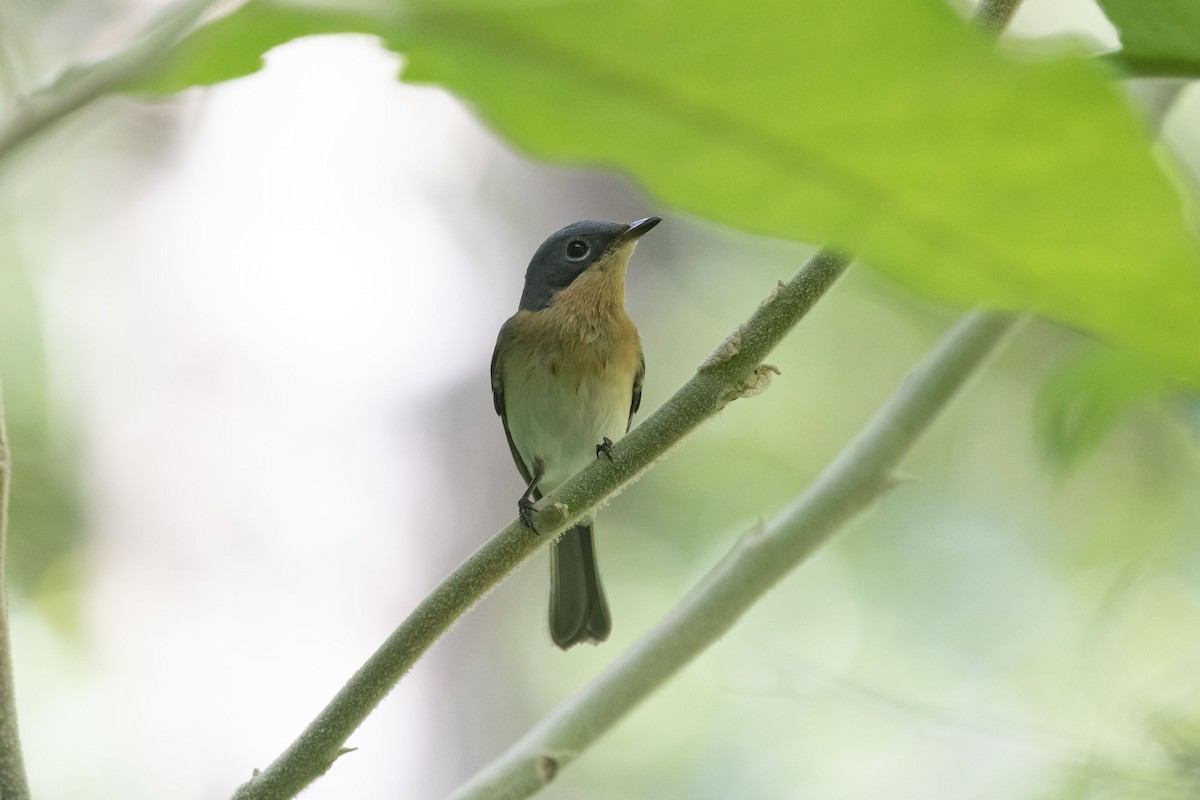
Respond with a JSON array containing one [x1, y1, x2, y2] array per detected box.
[[549, 523, 611, 649]]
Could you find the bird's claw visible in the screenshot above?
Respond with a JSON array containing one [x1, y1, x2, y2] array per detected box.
[[596, 437, 615, 462], [518, 497, 539, 532]]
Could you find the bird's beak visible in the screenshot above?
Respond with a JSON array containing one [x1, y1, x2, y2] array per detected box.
[[618, 216, 662, 245]]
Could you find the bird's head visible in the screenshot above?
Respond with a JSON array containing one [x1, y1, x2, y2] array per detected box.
[[519, 217, 660, 312]]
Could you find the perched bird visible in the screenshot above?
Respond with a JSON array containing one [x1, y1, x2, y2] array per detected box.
[[491, 217, 660, 649]]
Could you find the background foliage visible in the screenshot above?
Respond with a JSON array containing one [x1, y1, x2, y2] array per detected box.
[[1, 0, 1199, 798]]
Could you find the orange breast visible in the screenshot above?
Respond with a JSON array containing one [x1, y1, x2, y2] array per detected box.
[[509, 280, 642, 386]]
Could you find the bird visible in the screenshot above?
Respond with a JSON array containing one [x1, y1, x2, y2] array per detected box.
[[491, 217, 660, 649]]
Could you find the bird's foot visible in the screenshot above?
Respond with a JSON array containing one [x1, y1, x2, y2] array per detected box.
[[596, 437, 615, 462], [518, 497, 539, 532]]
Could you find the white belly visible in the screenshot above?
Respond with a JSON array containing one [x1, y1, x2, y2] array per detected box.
[[504, 360, 632, 493]]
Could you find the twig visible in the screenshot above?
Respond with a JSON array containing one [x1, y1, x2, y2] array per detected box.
[[442, 3, 1027, 797], [0, 382, 30, 800], [973, 0, 1023, 35], [444, 311, 1019, 800], [228, 249, 853, 800]]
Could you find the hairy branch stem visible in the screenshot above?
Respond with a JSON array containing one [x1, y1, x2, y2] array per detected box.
[[442, 3, 1026, 798], [0, 383, 30, 800], [973, 0, 1023, 34], [229, 249, 853, 800], [445, 311, 1019, 800]]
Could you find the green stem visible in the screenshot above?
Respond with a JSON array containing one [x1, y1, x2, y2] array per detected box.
[[0, 0, 221, 169], [229, 248, 853, 800], [973, 0, 1023, 34], [0, 382, 30, 800], [446, 311, 1019, 800], [441, 4, 1027, 798]]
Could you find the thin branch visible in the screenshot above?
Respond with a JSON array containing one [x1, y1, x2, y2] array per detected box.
[[443, 310, 1019, 800], [973, 0, 1023, 35], [442, 4, 1028, 798], [230, 0, 1034, 793], [0, 381, 30, 800], [228, 248, 853, 800], [0, 0, 223, 169]]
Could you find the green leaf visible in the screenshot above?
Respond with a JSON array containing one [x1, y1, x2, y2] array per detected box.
[[1096, 0, 1200, 77], [130, 0, 1200, 387], [127, 3, 384, 92], [1036, 346, 1168, 470], [0, 231, 83, 606]]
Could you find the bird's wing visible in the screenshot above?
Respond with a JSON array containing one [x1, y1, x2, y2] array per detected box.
[[628, 347, 645, 432], [491, 317, 534, 486]]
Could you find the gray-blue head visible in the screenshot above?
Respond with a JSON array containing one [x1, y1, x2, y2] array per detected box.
[[519, 217, 661, 312]]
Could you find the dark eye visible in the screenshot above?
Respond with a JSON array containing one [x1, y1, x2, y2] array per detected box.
[[565, 239, 590, 261]]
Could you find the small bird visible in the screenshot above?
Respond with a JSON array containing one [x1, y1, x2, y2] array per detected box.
[[491, 217, 660, 649]]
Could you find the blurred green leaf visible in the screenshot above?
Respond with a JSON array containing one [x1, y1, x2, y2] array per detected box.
[[1044, 705, 1200, 800], [1097, 0, 1200, 77], [1037, 346, 1168, 469], [124, 2, 380, 92], [0, 233, 82, 601], [130, 0, 1200, 387], [1178, 393, 1200, 437]]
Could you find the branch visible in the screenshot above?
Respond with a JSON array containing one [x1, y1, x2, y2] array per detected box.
[[0, 382, 30, 800], [0, 0, 223, 168], [228, 248, 853, 800], [972, 0, 1023, 35], [231, 2, 1032, 794], [444, 310, 1018, 800], [442, 4, 1027, 798]]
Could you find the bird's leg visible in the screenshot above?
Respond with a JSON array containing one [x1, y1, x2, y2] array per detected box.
[[518, 468, 543, 532], [596, 436, 615, 462]]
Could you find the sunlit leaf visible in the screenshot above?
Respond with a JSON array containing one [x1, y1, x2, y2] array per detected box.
[[130, 0, 1200, 387]]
